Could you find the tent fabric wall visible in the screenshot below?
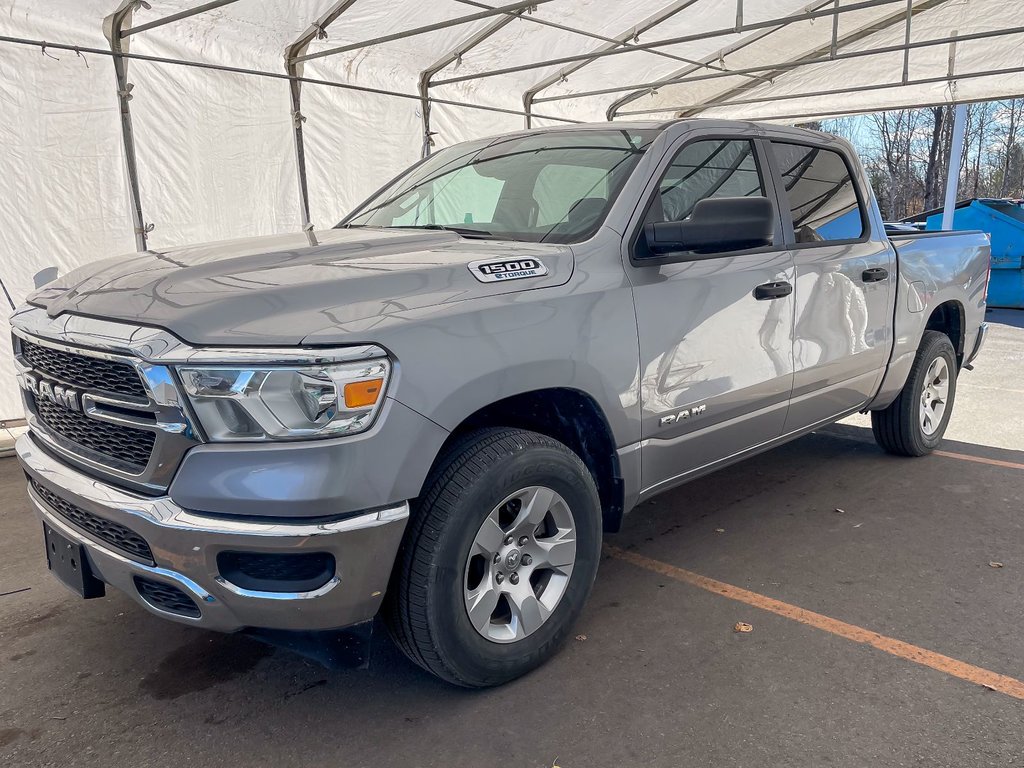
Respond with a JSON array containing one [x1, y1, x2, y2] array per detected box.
[[1, 0, 1023, 420]]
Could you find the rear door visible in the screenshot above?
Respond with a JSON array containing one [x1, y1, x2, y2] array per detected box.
[[624, 129, 795, 496], [765, 139, 895, 432]]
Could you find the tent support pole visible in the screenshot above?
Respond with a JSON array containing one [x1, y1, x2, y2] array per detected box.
[[941, 103, 968, 230], [901, 0, 913, 84], [418, 12, 525, 157], [104, 2, 149, 252], [285, 0, 359, 231]]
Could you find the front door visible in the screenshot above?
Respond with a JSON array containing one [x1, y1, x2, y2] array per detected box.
[[626, 133, 796, 497], [766, 140, 896, 432]]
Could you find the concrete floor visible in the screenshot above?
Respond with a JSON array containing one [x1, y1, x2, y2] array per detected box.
[[2, 309, 1023, 768]]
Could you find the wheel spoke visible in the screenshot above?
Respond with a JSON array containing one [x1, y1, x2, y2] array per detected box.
[[508, 588, 550, 638], [465, 581, 501, 633], [472, 515, 505, 556], [515, 486, 555, 530], [534, 534, 576, 570]]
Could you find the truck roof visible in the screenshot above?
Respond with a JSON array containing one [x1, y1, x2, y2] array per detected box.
[[493, 117, 833, 143]]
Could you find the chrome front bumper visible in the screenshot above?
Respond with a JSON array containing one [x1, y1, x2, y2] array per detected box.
[[17, 433, 409, 632]]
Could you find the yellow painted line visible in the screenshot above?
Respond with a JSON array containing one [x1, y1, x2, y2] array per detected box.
[[605, 544, 1024, 700], [933, 450, 1024, 471]]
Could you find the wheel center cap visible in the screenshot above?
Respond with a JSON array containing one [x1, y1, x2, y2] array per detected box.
[[504, 549, 522, 570]]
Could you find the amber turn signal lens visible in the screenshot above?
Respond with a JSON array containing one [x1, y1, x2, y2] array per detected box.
[[344, 378, 384, 408]]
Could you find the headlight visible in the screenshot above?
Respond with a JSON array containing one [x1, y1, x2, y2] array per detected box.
[[177, 358, 390, 441]]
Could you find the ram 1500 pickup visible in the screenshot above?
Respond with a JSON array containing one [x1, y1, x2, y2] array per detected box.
[[12, 119, 990, 687]]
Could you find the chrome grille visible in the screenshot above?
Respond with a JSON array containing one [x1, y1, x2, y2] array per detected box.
[[20, 339, 146, 398], [31, 394, 155, 473], [13, 316, 200, 494], [30, 477, 154, 564]]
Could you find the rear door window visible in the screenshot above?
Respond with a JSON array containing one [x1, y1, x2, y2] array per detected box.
[[771, 142, 865, 243]]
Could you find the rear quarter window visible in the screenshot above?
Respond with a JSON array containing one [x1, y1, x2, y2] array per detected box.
[[771, 142, 866, 244]]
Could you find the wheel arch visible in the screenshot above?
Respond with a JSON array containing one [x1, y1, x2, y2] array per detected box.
[[424, 387, 626, 533], [924, 299, 966, 367]]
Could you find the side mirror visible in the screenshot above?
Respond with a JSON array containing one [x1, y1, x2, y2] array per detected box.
[[643, 196, 775, 258]]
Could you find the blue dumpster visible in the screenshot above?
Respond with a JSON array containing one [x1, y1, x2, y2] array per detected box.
[[915, 199, 1024, 308]]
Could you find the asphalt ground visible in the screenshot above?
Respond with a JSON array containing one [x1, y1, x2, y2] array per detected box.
[[2, 309, 1022, 768]]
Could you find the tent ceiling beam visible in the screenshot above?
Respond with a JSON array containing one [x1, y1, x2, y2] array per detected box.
[[605, 0, 835, 119], [454, 0, 728, 72], [540, 17, 1021, 105], [0, 34, 581, 124], [758, 90, 1024, 124], [290, 0, 554, 64], [521, 0, 749, 129], [120, 0, 243, 38], [615, 64, 1024, 116], [673, 0, 948, 117], [432, 0, 908, 86]]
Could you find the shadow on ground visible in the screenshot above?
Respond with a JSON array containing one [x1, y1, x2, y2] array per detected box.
[[2, 425, 1023, 767]]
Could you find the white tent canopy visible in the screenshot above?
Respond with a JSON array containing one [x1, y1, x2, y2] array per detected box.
[[1, 0, 1023, 420]]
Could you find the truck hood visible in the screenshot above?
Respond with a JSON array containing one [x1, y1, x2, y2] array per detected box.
[[31, 228, 574, 345]]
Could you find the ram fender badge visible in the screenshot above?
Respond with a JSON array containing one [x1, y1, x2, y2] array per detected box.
[[659, 403, 707, 427], [468, 257, 548, 284]]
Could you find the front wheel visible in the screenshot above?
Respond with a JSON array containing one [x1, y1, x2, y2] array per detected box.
[[871, 330, 958, 456], [384, 428, 602, 687]]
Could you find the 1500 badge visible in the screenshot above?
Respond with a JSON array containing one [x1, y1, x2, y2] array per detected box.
[[468, 258, 548, 284]]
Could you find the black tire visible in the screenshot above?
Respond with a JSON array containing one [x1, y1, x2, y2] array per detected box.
[[871, 330, 958, 456], [384, 428, 602, 688]]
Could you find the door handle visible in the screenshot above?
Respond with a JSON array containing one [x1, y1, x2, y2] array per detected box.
[[862, 267, 889, 283], [753, 281, 793, 300]]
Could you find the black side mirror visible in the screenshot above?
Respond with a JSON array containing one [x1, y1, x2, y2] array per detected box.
[[643, 196, 775, 258]]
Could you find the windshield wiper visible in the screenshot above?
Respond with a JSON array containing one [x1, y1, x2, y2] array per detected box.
[[340, 223, 517, 240], [388, 224, 497, 238]]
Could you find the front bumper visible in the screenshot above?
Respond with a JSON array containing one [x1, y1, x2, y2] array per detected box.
[[17, 433, 408, 632]]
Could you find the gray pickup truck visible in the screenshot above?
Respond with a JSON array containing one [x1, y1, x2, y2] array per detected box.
[[12, 119, 989, 687]]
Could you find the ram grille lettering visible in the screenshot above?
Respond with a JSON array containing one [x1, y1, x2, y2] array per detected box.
[[20, 373, 81, 412]]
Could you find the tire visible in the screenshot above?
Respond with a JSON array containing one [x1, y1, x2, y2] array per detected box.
[[384, 428, 602, 688], [871, 330, 958, 457]]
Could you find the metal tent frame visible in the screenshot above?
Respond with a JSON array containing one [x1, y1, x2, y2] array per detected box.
[[4, 0, 1024, 250]]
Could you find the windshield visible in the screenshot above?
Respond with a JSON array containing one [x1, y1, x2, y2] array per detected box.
[[342, 129, 660, 243]]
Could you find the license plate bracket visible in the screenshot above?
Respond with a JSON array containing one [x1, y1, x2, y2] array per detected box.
[[43, 523, 105, 599]]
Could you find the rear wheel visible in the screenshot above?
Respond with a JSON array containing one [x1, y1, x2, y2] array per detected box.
[[385, 428, 602, 687], [871, 330, 958, 456]]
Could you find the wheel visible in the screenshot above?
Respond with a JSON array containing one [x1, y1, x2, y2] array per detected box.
[[384, 428, 602, 687], [871, 330, 958, 456]]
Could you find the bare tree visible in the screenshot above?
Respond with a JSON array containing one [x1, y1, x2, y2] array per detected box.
[[997, 99, 1024, 197], [871, 110, 920, 219], [798, 100, 1023, 217], [922, 105, 951, 210]]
